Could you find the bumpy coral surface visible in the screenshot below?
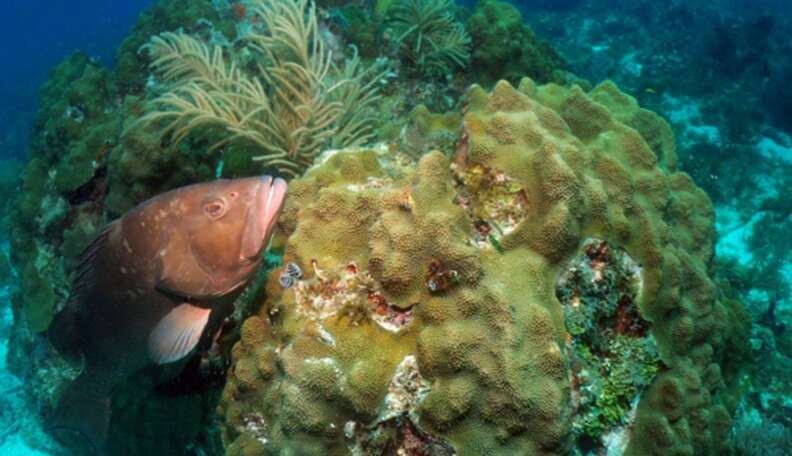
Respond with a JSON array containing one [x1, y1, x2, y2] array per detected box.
[[220, 78, 748, 455]]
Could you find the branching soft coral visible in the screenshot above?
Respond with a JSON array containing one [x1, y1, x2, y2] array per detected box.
[[388, 0, 471, 76], [135, 0, 384, 175]]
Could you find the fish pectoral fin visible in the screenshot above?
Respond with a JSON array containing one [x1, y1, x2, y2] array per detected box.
[[148, 304, 212, 365]]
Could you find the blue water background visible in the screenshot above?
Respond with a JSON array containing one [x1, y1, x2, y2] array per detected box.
[[0, 0, 155, 162]]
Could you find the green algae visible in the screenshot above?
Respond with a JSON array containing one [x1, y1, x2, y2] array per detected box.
[[556, 239, 661, 450]]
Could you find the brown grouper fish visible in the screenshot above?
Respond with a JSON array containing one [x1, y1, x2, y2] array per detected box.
[[48, 176, 287, 451]]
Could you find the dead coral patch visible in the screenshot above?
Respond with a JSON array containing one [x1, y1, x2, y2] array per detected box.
[[452, 162, 530, 251], [556, 238, 660, 455], [288, 259, 416, 334]]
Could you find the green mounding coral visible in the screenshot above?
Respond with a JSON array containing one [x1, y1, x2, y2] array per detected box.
[[106, 95, 215, 216], [467, 0, 569, 86], [135, 0, 384, 176], [387, 0, 471, 76], [400, 104, 462, 157], [31, 53, 117, 194], [114, 0, 237, 93], [587, 80, 678, 172], [9, 53, 117, 333], [218, 79, 748, 455]]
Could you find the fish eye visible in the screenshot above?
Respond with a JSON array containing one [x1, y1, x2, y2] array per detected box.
[[204, 199, 227, 219], [229, 191, 239, 198]]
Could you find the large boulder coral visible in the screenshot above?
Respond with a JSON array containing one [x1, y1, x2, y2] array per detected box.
[[219, 78, 748, 455]]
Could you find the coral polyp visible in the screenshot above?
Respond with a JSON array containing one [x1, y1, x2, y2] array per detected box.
[[425, 259, 459, 294]]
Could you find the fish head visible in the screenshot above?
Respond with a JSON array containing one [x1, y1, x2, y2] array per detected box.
[[160, 176, 287, 299], [191, 175, 287, 268]]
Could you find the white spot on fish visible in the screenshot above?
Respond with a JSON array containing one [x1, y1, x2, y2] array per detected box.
[[120, 266, 128, 274], [123, 239, 133, 254]]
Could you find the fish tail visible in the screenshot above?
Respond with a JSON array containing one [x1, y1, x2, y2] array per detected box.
[[48, 372, 111, 455]]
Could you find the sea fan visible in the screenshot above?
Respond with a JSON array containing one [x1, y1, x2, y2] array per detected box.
[[729, 406, 792, 456], [134, 0, 385, 176]]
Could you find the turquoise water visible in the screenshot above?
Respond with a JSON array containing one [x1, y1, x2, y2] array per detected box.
[[1, 1, 789, 454]]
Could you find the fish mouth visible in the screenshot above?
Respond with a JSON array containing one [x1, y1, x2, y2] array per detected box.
[[241, 175, 287, 260]]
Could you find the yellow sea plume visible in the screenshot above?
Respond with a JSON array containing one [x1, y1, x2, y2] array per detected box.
[[135, 0, 384, 176]]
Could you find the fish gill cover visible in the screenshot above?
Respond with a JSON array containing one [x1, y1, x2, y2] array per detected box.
[[0, 0, 789, 455]]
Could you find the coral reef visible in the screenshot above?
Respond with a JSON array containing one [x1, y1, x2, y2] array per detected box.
[[114, 0, 237, 93], [729, 404, 792, 456], [324, 2, 386, 60], [9, 0, 243, 338], [219, 78, 749, 455], [400, 105, 462, 158], [6, 1, 771, 454], [0, 273, 60, 455], [10, 52, 116, 333], [524, 0, 792, 229], [319, 0, 573, 117]]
